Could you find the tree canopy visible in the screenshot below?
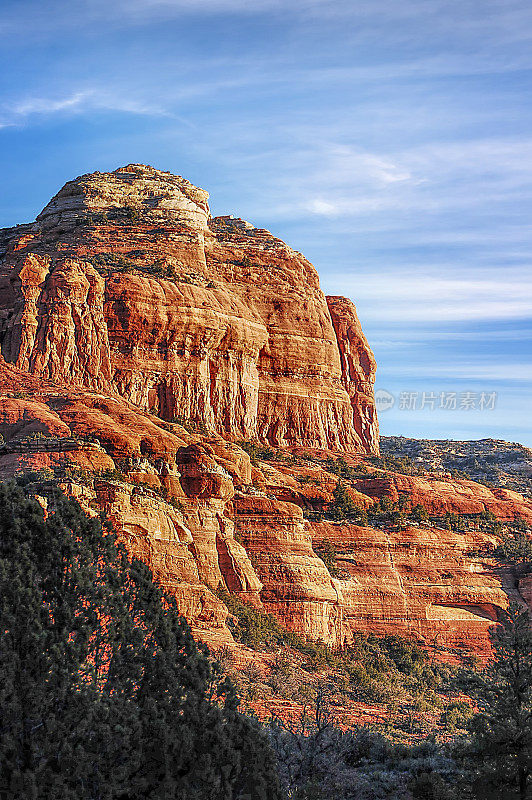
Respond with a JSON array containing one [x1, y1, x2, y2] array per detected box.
[[465, 603, 532, 800], [0, 480, 281, 800]]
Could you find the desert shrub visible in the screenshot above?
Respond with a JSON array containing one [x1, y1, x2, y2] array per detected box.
[[367, 496, 406, 527], [105, 204, 141, 223], [217, 590, 337, 668], [325, 456, 369, 481], [98, 466, 130, 483], [91, 252, 136, 272], [411, 504, 430, 522], [220, 589, 297, 650], [382, 454, 425, 476], [315, 539, 340, 577], [15, 431, 57, 443], [328, 481, 368, 523], [267, 652, 298, 695], [170, 415, 209, 434], [268, 721, 460, 800], [12, 468, 55, 486], [380, 634, 428, 674], [171, 415, 194, 432], [238, 440, 277, 465], [440, 700, 472, 731], [494, 530, 532, 564], [90, 251, 185, 281], [81, 211, 108, 225]]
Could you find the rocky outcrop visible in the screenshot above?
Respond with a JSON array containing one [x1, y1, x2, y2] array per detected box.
[[1, 165, 532, 662], [326, 296, 379, 455], [37, 164, 210, 232], [353, 472, 532, 523], [1, 357, 531, 659], [234, 493, 345, 645], [0, 165, 378, 453], [310, 520, 511, 657], [2, 256, 112, 390]]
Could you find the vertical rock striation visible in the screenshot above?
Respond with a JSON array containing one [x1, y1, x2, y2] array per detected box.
[[326, 295, 379, 455], [0, 164, 378, 454]]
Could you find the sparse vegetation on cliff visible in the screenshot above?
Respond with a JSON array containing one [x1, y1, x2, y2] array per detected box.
[[90, 251, 183, 281], [237, 440, 277, 465], [494, 529, 532, 565], [217, 590, 475, 742], [328, 480, 368, 523], [314, 538, 341, 577]]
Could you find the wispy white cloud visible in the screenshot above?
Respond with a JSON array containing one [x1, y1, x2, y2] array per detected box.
[[191, 98, 532, 224], [323, 271, 532, 323], [371, 327, 532, 348], [11, 91, 90, 116], [0, 70, 275, 131], [0, 89, 169, 128], [277, 135, 532, 221], [387, 361, 532, 381], [302, 53, 532, 83]]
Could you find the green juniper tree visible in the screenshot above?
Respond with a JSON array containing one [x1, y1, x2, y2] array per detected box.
[[0, 481, 281, 800], [328, 481, 367, 523], [465, 603, 532, 800]]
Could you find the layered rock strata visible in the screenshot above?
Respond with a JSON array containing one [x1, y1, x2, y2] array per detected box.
[[1, 165, 531, 659], [0, 165, 378, 453], [310, 521, 510, 654], [1, 362, 531, 657]]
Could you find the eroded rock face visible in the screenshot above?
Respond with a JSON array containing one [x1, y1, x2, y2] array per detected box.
[[0, 358, 531, 657], [354, 472, 532, 523], [1, 165, 532, 661], [326, 296, 379, 455], [234, 494, 345, 645], [310, 521, 510, 657], [0, 164, 378, 453], [0, 365, 266, 646]]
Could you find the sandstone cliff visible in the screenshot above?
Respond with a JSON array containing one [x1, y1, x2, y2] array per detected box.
[[0, 164, 378, 453], [1, 360, 531, 657], [0, 165, 531, 665]]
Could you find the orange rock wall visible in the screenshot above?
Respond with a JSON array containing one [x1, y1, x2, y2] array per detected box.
[[1, 165, 532, 660], [234, 494, 345, 645], [0, 365, 531, 657], [310, 521, 511, 656], [0, 165, 378, 453], [354, 472, 532, 522]]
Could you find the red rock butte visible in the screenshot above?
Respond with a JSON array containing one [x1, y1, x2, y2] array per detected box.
[[0, 164, 530, 662], [0, 164, 378, 454]]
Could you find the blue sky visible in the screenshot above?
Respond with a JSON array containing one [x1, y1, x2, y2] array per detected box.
[[1, 0, 531, 445]]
